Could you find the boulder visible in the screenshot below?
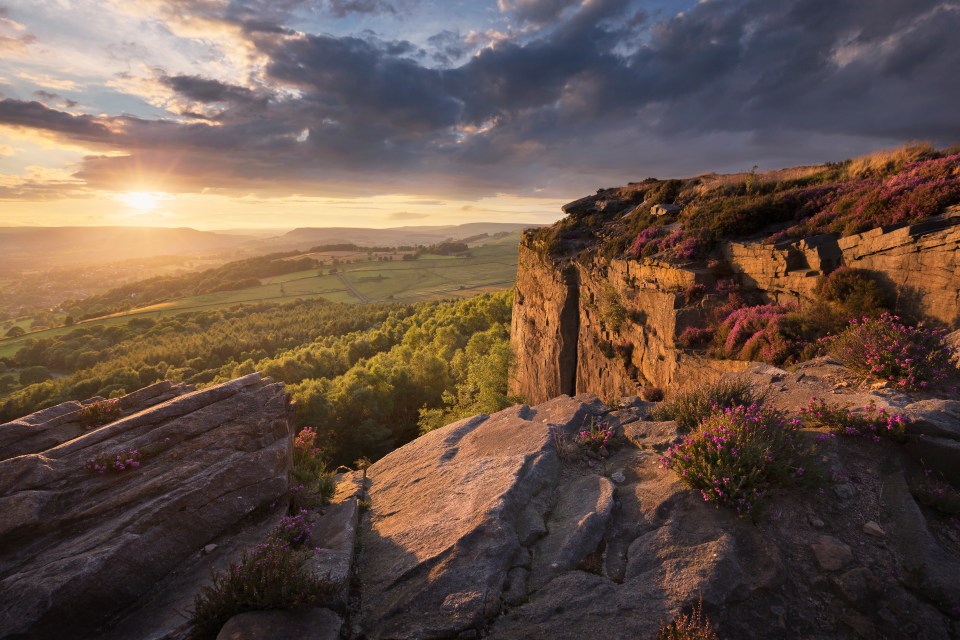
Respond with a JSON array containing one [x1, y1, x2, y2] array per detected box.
[[651, 203, 681, 217], [903, 399, 960, 440], [357, 402, 571, 639]]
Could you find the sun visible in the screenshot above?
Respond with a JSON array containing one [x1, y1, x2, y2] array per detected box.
[[117, 191, 166, 213]]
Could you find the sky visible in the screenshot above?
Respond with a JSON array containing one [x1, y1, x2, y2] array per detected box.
[[0, 0, 958, 230]]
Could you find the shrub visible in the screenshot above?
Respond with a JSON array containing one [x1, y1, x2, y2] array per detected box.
[[677, 327, 713, 349], [910, 469, 960, 516], [85, 448, 142, 475], [713, 303, 800, 364], [660, 404, 817, 517], [272, 509, 313, 547], [188, 539, 331, 640], [598, 285, 627, 332], [814, 267, 891, 317], [657, 598, 719, 640], [800, 398, 907, 440], [652, 377, 765, 431], [827, 313, 954, 390], [576, 417, 615, 458], [641, 386, 665, 402], [77, 398, 122, 428], [292, 427, 335, 507]]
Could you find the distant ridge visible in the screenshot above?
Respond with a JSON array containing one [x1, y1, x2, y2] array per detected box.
[[275, 222, 541, 249], [0, 226, 250, 273]]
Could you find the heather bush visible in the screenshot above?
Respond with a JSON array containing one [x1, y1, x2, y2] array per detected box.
[[814, 267, 891, 317], [827, 313, 954, 390], [677, 327, 713, 349], [800, 398, 907, 440], [272, 509, 313, 547], [660, 403, 817, 517], [291, 426, 335, 507], [712, 303, 801, 364], [651, 377, 764, 431], [661, 404, 813, 516], [77, 398, 122, 428], [576, 417, 615, 458], [657, 598, 719, 640], [641, 386, 665, 402], [188, 539, 332, 640]]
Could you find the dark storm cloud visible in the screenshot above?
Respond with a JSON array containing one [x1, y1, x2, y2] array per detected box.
[[158, 74, 269, 111], [5, 0, 960, 201], [0, 99, 112, 141]]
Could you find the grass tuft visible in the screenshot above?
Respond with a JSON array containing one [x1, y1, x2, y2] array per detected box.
[[651, 377, 765, 431]]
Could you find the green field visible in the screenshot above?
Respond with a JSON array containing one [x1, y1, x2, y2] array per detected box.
[[0, 238, 520, 359]]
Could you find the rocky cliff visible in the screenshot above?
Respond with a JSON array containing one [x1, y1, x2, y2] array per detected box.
[[511, 199, 960, 405]]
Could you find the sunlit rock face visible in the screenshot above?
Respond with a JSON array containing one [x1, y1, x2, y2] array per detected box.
[[511, 202, 960, 404]]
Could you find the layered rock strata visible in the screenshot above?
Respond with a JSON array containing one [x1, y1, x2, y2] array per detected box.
[[511, 209, 960, 404], [0, 373, 294, 640]]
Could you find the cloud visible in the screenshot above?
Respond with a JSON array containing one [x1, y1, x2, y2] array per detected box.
[[326, 0, 398, 17], [32, 90, 59, 103], [387, 211, 430, 220], [4, 0, 960, 204], [497, 0, 580, 24], [0, 99, 113, 142]]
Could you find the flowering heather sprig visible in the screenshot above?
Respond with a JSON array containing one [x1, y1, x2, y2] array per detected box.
[[85, 448, 142, 475], [272, 509, 313, 547], [800, 398, 907, 441], [576, 417, 615, 458], [827, 312, 954, 390], [660, 403, 817, 517], [294, 426, 321, 459]]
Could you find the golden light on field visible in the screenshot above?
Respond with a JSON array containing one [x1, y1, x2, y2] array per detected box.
[[117, 191, 166, 213]]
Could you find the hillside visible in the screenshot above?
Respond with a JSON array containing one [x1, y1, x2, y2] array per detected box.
[[0, 226, 251, 275]]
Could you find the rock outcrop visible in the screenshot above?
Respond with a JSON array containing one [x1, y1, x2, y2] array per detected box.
[[0, 373, 294, 640], [511, 206, 960, 404], [355, 364, 960, 639]]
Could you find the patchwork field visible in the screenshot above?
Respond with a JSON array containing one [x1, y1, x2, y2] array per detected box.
[[0, 237, 520, 359]]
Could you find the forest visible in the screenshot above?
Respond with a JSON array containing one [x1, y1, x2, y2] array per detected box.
[[1, 292, 516, 465]]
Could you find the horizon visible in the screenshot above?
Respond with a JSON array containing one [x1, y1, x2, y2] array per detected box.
[[2, 1, 959, 229]]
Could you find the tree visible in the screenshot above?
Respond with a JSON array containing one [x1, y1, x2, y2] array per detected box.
[[19, 366, 52, 386], [64, 316, 76, 327], [5, 326, 25, 338]]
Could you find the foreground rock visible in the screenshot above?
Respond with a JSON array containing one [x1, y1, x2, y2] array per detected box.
[[0, 373, 294, 640], [357, 371, 960, 639]]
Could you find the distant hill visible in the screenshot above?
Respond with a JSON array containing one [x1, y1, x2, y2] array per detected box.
[[267, 222, 541, 250], [0, 227, 251, 274]]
